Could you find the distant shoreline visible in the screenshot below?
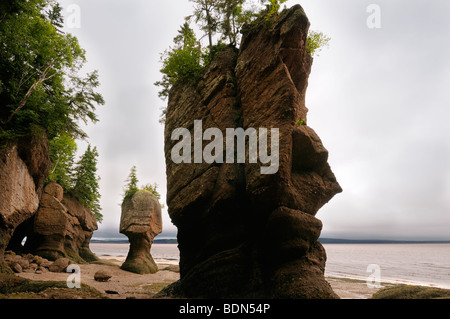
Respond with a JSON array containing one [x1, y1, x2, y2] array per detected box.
[[318, 238, 450, 244], [91, 238, 450, 245], [91, 239, 178, 244]]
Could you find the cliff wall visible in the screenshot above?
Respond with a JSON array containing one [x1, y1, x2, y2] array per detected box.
[[0, 132, 50, 262]]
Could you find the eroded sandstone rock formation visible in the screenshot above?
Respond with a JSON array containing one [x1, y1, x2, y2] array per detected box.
[[25, 182, 99, 262], [161, 5, 342, 298], [0, 132, 50, 265], [0, 131, 99, 269], [120, 191, 162, 274], [62, 194, 99, 262]]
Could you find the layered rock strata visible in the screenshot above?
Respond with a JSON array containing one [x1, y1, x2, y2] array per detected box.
[[24, 182, 99, 262], [161, 5, 342, 298], [0, 132, 50, 265]]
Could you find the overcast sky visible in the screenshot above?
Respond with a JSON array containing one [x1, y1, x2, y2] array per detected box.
[[59, 0, 450, 241]]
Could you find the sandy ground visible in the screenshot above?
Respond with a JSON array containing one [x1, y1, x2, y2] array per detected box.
[[326, 277, 389, 299], [17, 256, 180, 299], [16, 255, 385, 299]]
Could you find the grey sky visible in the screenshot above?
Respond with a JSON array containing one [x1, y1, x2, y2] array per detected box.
[[59, 0, 450, 241]]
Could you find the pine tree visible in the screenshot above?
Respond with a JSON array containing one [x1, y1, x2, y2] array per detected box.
[[122, 167, 163, 207], [217, 0, 253, 46], [123, 165, 139, 200], [47, 131, 77, 190], [72, 145, 102, 222], [188, 0, 220, 52], [154, 22, 203, 101]]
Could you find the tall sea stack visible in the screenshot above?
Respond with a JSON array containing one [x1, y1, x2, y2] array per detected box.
[[161, 5, 342, 298]]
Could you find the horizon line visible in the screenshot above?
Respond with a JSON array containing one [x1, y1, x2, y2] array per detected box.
[[91, 237, 450, 244]]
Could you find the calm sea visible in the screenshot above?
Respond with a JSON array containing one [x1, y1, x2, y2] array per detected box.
[[90, 243, 450, 289], [324, 243, 450, 289]]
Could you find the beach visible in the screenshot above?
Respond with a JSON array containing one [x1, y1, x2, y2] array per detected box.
[[10, 242, 450, 299], [15, 254, 386, 299], [16, 256, 179, 299]]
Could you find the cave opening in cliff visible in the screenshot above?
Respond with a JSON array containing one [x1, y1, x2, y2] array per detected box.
[[6, 217, 34, 255]]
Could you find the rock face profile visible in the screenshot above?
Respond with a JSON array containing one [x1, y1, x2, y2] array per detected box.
[[161, 5, 342, 298], [120, 191, 163, 274]]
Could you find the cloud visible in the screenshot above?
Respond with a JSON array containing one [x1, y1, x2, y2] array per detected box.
[[301, 0, 450, 240]]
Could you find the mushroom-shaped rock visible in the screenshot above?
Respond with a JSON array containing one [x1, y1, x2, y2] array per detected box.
[[119, 191, 162, 274]]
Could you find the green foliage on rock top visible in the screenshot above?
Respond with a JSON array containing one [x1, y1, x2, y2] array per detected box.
[[154, 23, 203, 101], [122, 166, 163, 206], [123, 165, 139, 200], [48, 131, 77, 191], [306, 30, 331, 57], [70, 145, 102, 223], [141, 183, 163, 203], [155, 1, 330, 124], [263, 0, 288, 21], [47, 137, 103, 223]]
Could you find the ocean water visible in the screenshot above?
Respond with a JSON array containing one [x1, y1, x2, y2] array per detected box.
[[91, 243, 180, 261], [90, 243, 450, 289], [323, 243, 450, 289]]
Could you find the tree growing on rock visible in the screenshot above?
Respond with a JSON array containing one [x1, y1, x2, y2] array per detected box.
[[217, 0, 255, 46], [155, 1, 331, 124], [154, 22, 203, 102], [188, 0, 221, 53], [306, 30, 331, 57], [262, 0, 288, 20], [47, 131, 77, 191], [123, 165, 139, 200], [122, 166, 163, 206], [71, 145, 102, 222]]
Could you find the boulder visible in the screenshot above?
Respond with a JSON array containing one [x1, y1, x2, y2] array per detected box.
[[37, 265, 48, 273], [44, 181, 64, 201], [159, 5, 342, 299], [11, 263, 22, 273], [120, 191, 162, 274], [40, 259, 52, 269], [49, 257, 70, 273], [94, 270, 112, 282]]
